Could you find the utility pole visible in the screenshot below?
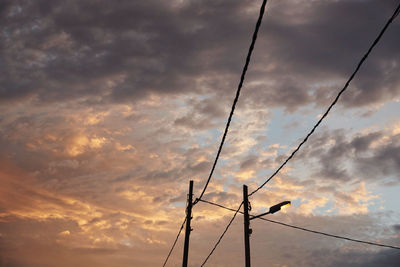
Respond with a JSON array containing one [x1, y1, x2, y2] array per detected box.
[[182, 180, 193, 267], [243, 184, 251, 267]]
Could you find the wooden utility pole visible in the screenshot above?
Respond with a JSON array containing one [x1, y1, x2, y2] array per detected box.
[[243, 184, 251, 267], [182, 180, 193, 267]]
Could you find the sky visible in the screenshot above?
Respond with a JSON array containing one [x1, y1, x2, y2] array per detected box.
[[0, 0, 400, 266]]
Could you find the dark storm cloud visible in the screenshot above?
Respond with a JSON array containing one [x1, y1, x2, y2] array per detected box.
[[350, 132, 383, 152], [393, 224, 400, 231], [247, 0, 400, 110], [1, 0, 399, 111], [174, 96, 227, 129], [240, 154, 258, 170], [297, 128, 400, 182], [355, 134, 400, 179], [0, 0, 254, 104]]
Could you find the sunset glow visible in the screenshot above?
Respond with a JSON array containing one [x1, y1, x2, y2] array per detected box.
[[1, 0, 400, 266]]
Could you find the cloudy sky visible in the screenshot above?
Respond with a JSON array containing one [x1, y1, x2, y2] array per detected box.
[[1, 0, 400, 266]]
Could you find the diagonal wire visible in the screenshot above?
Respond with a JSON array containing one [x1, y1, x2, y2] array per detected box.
[[249, 0, 400, 197], [257, 216, 400, 250], [195, 0, 270, 205], [199, 199, 241, 214], [199, 199, 400, 250], [162, 217, 186, 267], [168, 2, 400, 266], [200, 202, 244, 266]]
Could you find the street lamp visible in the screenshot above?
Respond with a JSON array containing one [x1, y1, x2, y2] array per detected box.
[[250, 201, 291, 220], [242, 185, 291, 267]]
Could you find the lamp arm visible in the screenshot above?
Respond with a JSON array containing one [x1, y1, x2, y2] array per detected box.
[[249, 211, 271, 220]]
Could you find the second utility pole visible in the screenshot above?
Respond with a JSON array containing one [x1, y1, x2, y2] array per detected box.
[[243, 184, 251, 267], [182, 180, 193, 267]]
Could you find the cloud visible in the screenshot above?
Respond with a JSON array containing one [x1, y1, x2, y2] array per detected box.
[[295, 127, 400, 183], [327, 249, 400, 267], [239, 155, 259, 170], [1, 0, 399, 112], [1, 1, 400, 266]]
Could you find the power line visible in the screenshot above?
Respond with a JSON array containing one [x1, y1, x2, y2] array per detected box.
[[162, 217, 186, 267], [249, 0, 400, 197], [257, 216, 400, 250], [167, 1, 400, 265], [197, 2, 400, 262], [200, 202, 244, 266], [195, 0, 270, 204], [199, 199, 400, 250], [199, 199, 240, 213]]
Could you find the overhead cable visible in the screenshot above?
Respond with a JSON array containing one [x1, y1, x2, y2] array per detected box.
[[257, 216, 400, 250], [167, 1, 400, 265], [199, 199, 400, 250], [200, 202, 244, 266], [249, 0, 400, 196], [199, 199, 240, 213], [162, 217, 187, 267], [195, 0, 270, 204]]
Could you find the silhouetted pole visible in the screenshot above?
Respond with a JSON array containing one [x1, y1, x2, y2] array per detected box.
[[182, 180, 193, 267], [243, 184, 251, 267]]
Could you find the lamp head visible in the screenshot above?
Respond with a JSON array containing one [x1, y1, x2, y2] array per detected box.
[[268, 201, 291, 214]]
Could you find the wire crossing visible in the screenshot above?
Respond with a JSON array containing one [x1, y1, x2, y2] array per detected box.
[[199, 199, 239, 213], [162, 217, 186, 267], [163, 0, 270, 264], [163, 1, 400, 266], [249, 0, 400, 197], [195, 0, 270, 204], [195, 3, 400, 264], [200, 199, 400, 250]]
